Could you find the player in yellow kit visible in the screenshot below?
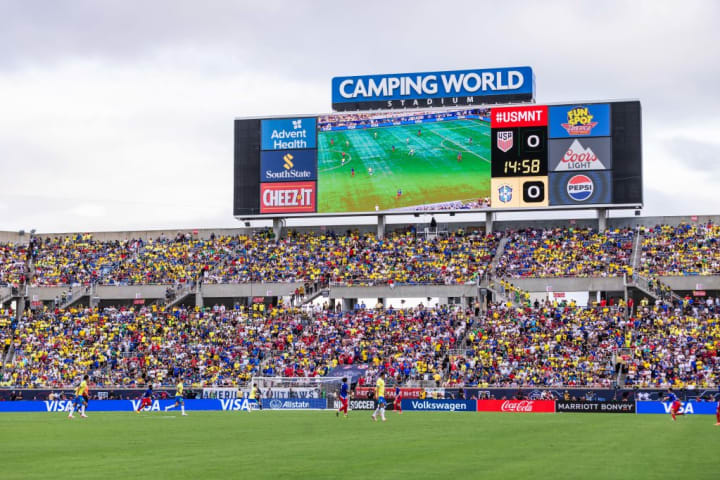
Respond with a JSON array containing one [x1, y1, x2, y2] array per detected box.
[[248, 383, 262, 411], [164, 381, 187, 416], [371, 372, 387, 422], [68, 375, 89, 419]]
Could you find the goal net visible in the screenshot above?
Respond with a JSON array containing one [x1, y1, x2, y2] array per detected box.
[[251, 377, 344, 401]]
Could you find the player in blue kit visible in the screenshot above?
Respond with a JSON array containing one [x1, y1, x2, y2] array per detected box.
[[336, 377, 349, 418], [136, 384, 153, 413], [664, 389, 683, 421]]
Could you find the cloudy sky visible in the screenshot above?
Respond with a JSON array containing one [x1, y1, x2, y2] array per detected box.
[[0, 0, 717, 233]]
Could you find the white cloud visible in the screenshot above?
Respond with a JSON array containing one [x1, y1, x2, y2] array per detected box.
[[0, 0, 717, 232]]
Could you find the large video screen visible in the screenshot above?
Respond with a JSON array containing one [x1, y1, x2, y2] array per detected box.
[[233, 101, 642, 217], [317, 109, 491, 212]]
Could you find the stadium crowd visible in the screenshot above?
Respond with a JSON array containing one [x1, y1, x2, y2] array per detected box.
[[639, 222, 720, 276], [2, 224, 720, 287], [495, 227, 635, 278], [2, 298, 717, 390], [1, 223, 720, 391], [0, 230, 499, 287]]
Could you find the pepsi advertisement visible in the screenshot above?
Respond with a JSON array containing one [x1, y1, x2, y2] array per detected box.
[[549, 171, 612, 205]]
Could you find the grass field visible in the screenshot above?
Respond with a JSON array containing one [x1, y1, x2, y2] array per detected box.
[[317, 119, 491, 213], [1, 411, 718, 479]]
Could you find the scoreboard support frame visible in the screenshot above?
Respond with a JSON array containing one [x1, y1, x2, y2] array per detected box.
[[378, 215, 386, 239], [255, 205, 619, 241], [597, 208, 608, 232]]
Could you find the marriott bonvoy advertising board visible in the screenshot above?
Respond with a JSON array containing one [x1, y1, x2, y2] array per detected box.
[[234, 78, 642, 217]]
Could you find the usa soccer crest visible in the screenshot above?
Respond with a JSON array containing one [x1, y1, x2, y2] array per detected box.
[[497, 131, 513, 153]]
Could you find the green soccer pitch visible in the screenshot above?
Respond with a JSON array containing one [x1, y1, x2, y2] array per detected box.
[[317, 119, 491, 213], [1, 411, 717, 480]]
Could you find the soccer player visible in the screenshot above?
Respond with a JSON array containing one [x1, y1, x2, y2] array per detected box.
[[408, 148, 415, 156], [249, 383, 262, 411], [345, 140, 349, 148], [374, 132, 378, 139], [368, 167, 373, 176], [164, 381, 187, 416], [330, 138, 334, 146], [136, 384, 154, 413], [336, 377, 349, 418], [417, 128, 422, 137], [351, 168, 355, 177], [391, 145, 395, 152], [393, 385, 402, 414], [396, 189, 402, 200], [457, 152, 462, 162], [68, 374, 89, 419], [371, 372, 387, 422], [664, 388, 683, 421]]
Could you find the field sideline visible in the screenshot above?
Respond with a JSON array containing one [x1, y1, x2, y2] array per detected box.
[[1, 411, 717, 479], [317, 119, 491, 213]]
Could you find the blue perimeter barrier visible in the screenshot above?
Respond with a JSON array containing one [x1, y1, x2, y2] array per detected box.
[[5, 399, 716, 415], [401, 399, 476, 412], [0, 399, 258, 413], [636, 401, 718, 415], [261, 398, 327, 410]]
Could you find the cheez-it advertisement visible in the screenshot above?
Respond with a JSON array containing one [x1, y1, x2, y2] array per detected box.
[[260, 181, 316, 214]]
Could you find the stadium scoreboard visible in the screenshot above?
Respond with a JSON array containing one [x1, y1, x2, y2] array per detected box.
[[234, 101, 641, 217]]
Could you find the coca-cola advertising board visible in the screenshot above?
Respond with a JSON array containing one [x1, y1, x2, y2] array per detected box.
[[477, 399, 555, 413]]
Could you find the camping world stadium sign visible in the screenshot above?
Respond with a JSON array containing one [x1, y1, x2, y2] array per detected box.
[[331, 67, 535, 111]]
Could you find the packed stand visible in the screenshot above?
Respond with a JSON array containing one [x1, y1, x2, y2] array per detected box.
[[4, 297, 718, 390], [103, 233, 232, 285], [207, 230, 499, 286], [622, 297, 720, 388], [0, 230, 499, 287], [639, 222, 720, 276], [446, 302, 626, 388], [495, 227, 634, 278], [0, 243, 29, 287], [4, 304, 310, 388]]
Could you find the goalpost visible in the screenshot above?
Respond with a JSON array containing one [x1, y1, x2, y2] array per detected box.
[[251, 377, 345, 409]]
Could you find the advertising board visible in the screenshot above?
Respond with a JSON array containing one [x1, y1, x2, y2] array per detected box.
[[636, 401, 717, 415], [476, 400, 555, 413], [555, 401, 635, 413], [401, 399, 477, 412]]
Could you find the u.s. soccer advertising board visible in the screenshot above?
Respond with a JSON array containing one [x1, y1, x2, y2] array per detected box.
[[234, 101, 641, 216]]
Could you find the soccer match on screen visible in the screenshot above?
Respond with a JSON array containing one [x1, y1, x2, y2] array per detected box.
[[1, 1, 719, 479]]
